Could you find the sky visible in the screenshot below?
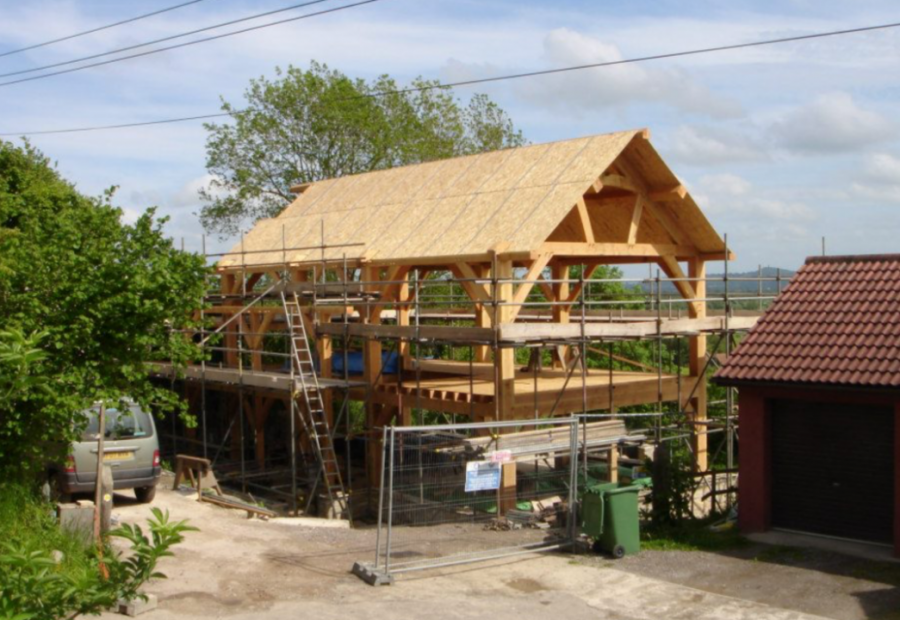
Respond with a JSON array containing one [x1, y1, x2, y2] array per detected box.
[[1, 0, 899, 272]]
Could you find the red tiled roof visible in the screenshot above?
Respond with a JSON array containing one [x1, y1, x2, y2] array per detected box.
[[715, 254, 900, 388]]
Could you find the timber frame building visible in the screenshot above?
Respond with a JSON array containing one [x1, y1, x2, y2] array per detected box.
[[160, 128, 755, 513]]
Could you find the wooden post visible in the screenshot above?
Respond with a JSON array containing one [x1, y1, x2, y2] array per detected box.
[[551, 262, 569, 369], [494, 257, 517, 514], [494, 257, 515, 422], [474, 264, 492, 363], [317, 327, 334, 426], [362, 266, 384, 486], [609, 446, 619, 483], [397, 271, 413, 426], [688, 258, 708, 471], [221, 273, 238, 366], [499, 461, 517, 514]]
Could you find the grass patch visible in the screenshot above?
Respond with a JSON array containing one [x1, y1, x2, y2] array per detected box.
[[0, 482, 98, 582], [641, 520, 748, 552]]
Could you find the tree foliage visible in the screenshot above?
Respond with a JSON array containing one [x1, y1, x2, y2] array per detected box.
[[200, 61, 526, 237], [0, 141, 208, 478]]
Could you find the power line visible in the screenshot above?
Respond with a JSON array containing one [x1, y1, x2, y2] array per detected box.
[[0, 0, 211, 59], [0, 0, 336, 80], [3, 19, 899, 136], [0, 0, 380, 89]]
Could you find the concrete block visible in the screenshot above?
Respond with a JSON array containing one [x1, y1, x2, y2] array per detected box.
[[117, 594, 158, 617], [57, 502, 93, 542]]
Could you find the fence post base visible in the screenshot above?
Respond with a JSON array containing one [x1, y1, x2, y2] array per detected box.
[[352, 561, 394, 586]]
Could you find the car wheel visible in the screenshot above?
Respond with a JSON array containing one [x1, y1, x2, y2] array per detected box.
[[134, 485, 157, 504]]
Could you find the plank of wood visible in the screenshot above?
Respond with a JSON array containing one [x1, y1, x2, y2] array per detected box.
[[539, 241, 697, 258], [450, 262, 492, 305], [317, 322, 495, 342], [575, 197, 595, 243], [627, 195, 643, 245]]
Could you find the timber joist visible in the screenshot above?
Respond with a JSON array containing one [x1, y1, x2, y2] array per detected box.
[[315, 315, 757, 344]]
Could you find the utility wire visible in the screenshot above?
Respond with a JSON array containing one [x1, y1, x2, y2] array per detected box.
[[0, 0, 211, 59], [0, 0, 336, 80], [0, 0, 376, 88], [3, 19, 899, 136]]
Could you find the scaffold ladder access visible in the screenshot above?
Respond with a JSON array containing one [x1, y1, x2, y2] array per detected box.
[[281, 290, 348, 517]]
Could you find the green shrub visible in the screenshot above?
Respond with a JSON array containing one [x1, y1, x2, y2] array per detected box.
[[0, 484, 195, 620]]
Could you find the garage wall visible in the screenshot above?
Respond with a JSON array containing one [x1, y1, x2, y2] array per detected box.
[[737, 386, 900, 557]]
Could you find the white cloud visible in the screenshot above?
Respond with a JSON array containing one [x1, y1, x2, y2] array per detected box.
[[771, 92, 895, 154], [694, 173, 816, 222], [510, 28, 742, 119], [666, 125, 766, 166], [850, 152, 900, 203], [170, 174, 219, 209]]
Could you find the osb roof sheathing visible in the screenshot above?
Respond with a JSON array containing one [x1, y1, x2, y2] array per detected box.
[[219, 128, 724, 268]]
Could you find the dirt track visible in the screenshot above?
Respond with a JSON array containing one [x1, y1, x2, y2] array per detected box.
[[98, 476, 893, 620]]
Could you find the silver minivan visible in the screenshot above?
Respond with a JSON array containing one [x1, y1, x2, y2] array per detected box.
[[49, 402, 162, 503]]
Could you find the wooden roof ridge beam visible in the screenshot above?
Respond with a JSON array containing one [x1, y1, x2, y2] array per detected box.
[[656, 255, 702, 317], [509, 252, 554, 322]]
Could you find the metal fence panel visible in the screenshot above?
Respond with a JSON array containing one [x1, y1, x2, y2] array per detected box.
[[354, 418, 581, 583]]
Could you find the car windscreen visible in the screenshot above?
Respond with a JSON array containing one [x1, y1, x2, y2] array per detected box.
[[81, 406, 154, 441]]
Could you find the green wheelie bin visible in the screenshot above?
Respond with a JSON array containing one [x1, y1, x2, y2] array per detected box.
[[581, 482, 642, 558]]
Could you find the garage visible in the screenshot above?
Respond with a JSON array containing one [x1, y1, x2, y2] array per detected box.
[[714, 254, 900, 557], [770, 399, 895, 543]]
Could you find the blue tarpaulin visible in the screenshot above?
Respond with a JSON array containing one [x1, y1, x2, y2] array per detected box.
[[331, 351, 399, 375]]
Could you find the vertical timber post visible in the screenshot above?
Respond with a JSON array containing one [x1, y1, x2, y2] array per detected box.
[[493, 256, 517, 513], [688, 257, 708, 471], [363, 265, 384, 487]]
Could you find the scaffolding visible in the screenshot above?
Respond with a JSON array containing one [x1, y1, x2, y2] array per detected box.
[[153, 229, 790, 519]]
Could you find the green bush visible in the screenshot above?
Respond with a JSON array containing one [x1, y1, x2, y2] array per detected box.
[[0, 484, 195, 620]]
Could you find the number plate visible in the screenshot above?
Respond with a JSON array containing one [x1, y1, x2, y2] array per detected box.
[[103, 451, 134, 462]]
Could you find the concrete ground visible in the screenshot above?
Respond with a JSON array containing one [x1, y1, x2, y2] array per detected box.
[[99, 477, 894, 620]]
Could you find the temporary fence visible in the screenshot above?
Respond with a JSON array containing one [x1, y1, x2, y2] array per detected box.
[[353, 415, 641, 584]]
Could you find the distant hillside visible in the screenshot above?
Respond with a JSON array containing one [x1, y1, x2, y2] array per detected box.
[[639, 267, 796, 296]]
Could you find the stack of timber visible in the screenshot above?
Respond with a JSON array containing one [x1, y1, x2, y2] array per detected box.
[[443, 420, 641, 461]]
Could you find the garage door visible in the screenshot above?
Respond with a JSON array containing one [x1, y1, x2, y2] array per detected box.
[[771, 399, 895, 544]]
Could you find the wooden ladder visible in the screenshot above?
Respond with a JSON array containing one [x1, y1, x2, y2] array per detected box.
[[281, 291, 348, 517]]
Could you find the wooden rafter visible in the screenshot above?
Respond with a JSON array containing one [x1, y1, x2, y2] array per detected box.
[[450, 262, 492, 305], [649, 185, 687, 202], [574, 198, 595, 243], [613, 156, 693, 248], [510, 253, 554, 322], [535, 273, 557, 302], [656, 255, 702, 316], [566, 264, 601, 303], [627, 196, 643, 245], [599, 174, 638, 194]]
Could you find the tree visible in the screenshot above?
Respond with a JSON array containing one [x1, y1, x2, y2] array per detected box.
[[0, 141, 208, 478], [200, 61, 526, 237]]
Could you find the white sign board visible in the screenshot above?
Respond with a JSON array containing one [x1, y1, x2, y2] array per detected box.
[[464, 461, 501, 492]]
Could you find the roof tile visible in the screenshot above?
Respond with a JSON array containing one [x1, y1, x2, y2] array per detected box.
[[715, 254, 900, 388]]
